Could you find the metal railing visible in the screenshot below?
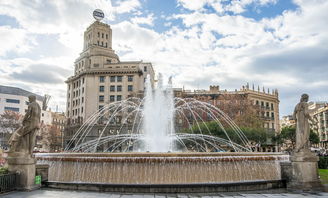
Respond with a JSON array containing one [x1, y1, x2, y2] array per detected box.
[[0, 172, 17, 193]]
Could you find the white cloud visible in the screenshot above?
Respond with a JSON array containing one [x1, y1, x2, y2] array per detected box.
[[0, 26, 34, 56], [131, 14, 155, 26], [0, 0, 327, 116], [177, 0, 209, 11], [177, 0, 278, 13], [113, 0, 141, 14]]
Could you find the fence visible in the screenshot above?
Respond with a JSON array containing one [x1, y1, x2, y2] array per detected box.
[[0, 172, 17, 193]]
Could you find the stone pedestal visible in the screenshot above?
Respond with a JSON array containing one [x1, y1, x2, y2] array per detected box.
[[6, 152, 40, 191], [288, 149, 323, 191]]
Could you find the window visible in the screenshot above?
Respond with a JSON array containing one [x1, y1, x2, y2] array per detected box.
[[99, 86, 105, 92], [97, 40, 99, 45], [105, 42, 107, 48], [256, 100, 259, 105], [117, 85, 122, 92], [4, 107, 19, 112], [128, 85, 133, 92], [110, 76, 115, 82], [261, 101, 264, 106], [6, 99, 20, 104], [117, 95, 122, 101], [106, 34, 108, 39], [117, 76, 122, 82], [81, 107, 84, 113], [107, 59, 111, 64], [144, 66, 147, 72], [110, 95, 115, 102], [110, 85, 115, 92], [99, 76, 105, 82], [82, 97, 84, 103], [99, 95, 104, 102], [101, 41, 103, 46], [271, 103, 274, 110], [102, 33, 104, 38], [266, 112, 269, 117], [128, 75, 133, 82], [271, 112, 274, 118], [25, 101, 29, 105], [98, 32, 100, 37]]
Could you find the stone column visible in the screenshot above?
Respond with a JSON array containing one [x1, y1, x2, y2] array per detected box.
[[288, 149, 322, 190], [6, 152, 40, 190]]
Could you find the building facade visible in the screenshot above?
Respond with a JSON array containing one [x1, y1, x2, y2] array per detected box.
[[174, 84, 280, 152], [65, 21, 154, 126], [280, 115, 296, 128], [311, 104, 328, 149], [64, 20, 155, 149], [176, 84, 280, 133], [0, 85, 52, 125]]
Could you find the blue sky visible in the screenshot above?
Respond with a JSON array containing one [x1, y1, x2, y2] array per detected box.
[[0, 0, 327, 117]]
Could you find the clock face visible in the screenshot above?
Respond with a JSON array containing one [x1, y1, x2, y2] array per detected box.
[[93, 9, 104, 21]]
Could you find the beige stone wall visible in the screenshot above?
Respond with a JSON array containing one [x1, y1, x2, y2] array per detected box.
[[66, 20, 155, 125], [311, 106, 328, 147]]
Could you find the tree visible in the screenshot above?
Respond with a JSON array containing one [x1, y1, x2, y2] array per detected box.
[[181, 121, 270, 145], [0, 111, 21, 134], [273, 126, 320, 149], [0, 111, 21, 148]]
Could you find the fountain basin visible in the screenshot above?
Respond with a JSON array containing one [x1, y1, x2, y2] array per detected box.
[[36, 152, 288, 186]]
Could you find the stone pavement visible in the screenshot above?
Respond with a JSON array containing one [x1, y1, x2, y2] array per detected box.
[[1, 189, 328, 198]]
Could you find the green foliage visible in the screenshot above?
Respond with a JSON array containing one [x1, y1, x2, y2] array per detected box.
[[0, 167, 9, 175], [181, 121, 270, 145], [319, 169, 328, 184], [310, 131, 320, 144], [319, 157, 328, 169], [273, 126, 320, 148]]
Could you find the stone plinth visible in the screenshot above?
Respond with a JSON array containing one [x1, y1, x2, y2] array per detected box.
[[6, 152, 40, 191], [288, 150, 323, 191]]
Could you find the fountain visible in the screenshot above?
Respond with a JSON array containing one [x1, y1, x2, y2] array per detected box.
[[36, 75, 289, 192]]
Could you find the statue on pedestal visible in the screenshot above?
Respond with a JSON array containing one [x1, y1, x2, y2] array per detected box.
[[285, 93, 323, 191], [8, 95, 41, 156], [293, 93, 312, 153]]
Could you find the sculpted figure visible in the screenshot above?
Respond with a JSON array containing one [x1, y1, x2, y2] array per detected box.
[[293, 94, 312, 152], [8, 95, 41, 156]]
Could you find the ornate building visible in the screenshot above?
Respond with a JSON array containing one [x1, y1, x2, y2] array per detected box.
[[65, 20, 154, 125], [174, 84, 280, 152], [175, 84, 280, 133], [310, 103, 328, 149], [64, 20, 154, 148]]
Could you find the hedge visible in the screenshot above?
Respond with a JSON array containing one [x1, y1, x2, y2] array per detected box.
[[319, 156, 328, 169]]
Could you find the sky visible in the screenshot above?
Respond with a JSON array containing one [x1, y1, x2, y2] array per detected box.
[[0, 0, 327, 117]]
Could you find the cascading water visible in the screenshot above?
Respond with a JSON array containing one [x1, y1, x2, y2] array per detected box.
[[38, 75, 290, 188], [143, 74, 175, 152]]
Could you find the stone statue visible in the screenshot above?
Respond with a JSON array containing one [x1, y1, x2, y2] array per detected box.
[[293, 94, 312, 152], [8, 95, 41, 156]]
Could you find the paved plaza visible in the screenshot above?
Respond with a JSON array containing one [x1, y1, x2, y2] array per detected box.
[[1, 189, 328, 198]]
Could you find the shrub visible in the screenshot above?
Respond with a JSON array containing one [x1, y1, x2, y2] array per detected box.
[[318, 157, 328, 169], [0, 167, 9, 175]]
